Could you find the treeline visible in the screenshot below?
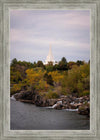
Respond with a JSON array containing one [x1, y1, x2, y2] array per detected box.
[[10, 57, 90, 98]]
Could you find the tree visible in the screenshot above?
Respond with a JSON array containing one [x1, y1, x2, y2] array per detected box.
[[58, 57, 68, 70], [88, 60, 90, 64], [44, 72, 54, 86], [47, 75, 54, 86], [76, 60, 84, 66], [37, 61, 44, 68], [45, 65, 54, 72], [68, 61, 76, 69], [11, 58, 17, 66], [61, 64, 90, 96], [33, 62, 37, 68], [47, 61, 53, 66], [10, 71, 22, 83], [61, 57, 67, 63], [48, 71, 64, 85]]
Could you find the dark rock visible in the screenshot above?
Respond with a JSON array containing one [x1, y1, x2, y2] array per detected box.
[[13, 91, 90, 117], [19, 99, 33, 104], [34, 95, 57, 107], [78, 103, 90, 116], [62, 105, 68, 109], [14, 91, 35, 100], [74, 98, 80, 103], [34, 95, 43, 106], [69, 104, 77, 109], [62, 97, 72, 105], [54, 103, 63, 110], [47, 99, 57, 106]]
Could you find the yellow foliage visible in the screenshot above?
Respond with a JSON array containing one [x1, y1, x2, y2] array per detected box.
[[11, 84, 22, 95], [48, 71, 64, 83], [36, 80, 49, 91], [13, 84, 21, 91], [61, 63, 90, 95], [26, 68, 46, 85]]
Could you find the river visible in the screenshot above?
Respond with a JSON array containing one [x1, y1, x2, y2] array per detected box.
[[10, 99, 90, 130]]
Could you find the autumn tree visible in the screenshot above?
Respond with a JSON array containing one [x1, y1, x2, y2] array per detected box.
[[48, 71, 64, 86], [61, 64, 90, 96]]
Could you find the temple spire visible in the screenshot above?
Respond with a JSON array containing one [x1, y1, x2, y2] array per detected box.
[[45, 45, 55, 65]]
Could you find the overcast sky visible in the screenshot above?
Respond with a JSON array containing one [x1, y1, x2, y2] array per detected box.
[[10, 10, 90, 63]]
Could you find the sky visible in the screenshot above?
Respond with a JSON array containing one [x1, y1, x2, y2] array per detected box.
[[10, 10, 90, 63]]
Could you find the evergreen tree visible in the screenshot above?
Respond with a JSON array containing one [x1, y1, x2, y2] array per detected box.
[[58, 57, 68, 70]]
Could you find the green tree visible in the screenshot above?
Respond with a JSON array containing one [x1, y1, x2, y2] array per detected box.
[[76, 60, 84, 66], [58, 57, 68, 70], [37, 61, 44, 68], [46, 75, 54, 86], [33, 62, 37, 68], [61, 64, 90, 96], [46, 65, 54, 72], [44, 72, 54, 86], [68, 61, 76, 69], [11, 58, 17, 66]]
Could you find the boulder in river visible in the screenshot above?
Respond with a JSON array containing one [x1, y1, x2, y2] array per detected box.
[[54, 103, 63, 110], [47, 99, 57, 106], [78, 103, 90, 117]]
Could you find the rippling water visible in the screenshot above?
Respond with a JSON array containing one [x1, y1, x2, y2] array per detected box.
[[10, 99, 90, 130]]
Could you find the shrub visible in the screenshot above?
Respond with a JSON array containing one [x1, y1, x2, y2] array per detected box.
[[51, 92, 59, 99], [10, 84, 22, 95], [82, 90, 90, 96], [45, 90, 59, 99]]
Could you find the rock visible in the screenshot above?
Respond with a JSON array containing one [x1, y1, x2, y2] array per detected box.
[[47, 99, 57, 106], [54, 103, 63, 110], [62, 97, 72, 105], [62, 105, 68, 109], [34, 95, 57, 107], [19, 99, 33, 104], [69, 104, 77, 109], [13, 91, 90, 117], [74, 98, 80, 103], [34, 95, 44, 106], [14, 91, 35, 100], [60, 95, 67, 98], [78, 103, 90, 116], [74, 103, 82, 108]]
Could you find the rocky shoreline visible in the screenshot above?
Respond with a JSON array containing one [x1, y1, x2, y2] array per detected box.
[[13, 91, 90, 117]]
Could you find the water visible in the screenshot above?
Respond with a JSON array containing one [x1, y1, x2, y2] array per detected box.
[[10, 99, 90, 130]]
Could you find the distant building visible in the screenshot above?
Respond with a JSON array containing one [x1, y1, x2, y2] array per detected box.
[[45, 45, 55, 65]]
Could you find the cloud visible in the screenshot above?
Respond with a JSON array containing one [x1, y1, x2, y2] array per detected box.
[[10, 28, 89, 50], [10, 10, 90, 62]]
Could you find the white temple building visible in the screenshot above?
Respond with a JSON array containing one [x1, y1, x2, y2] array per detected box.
[[45, 45, 55, 65]]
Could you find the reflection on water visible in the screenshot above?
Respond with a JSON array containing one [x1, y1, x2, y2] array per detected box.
[[10, 99, 90, 130]]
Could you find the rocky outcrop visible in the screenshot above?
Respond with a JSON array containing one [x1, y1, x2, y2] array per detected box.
[[54, 103, 63, 110], [14, 90, 35, 101], [18, 99, 33, 103], [34, 95, 49, 107], [78, 103, 90, 117], [13, 91, 90, 117], [14, 91, 57, 107], [47, 99, 57, 106]]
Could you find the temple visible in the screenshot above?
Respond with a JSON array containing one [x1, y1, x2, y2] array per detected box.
[[45, 45, 55, 65]]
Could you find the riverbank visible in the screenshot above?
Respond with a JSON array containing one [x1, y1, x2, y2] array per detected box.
[[12, 91, 90, 117]]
